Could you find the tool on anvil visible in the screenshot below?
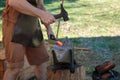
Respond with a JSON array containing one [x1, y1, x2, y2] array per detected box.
[[49, 34, 63, 46]]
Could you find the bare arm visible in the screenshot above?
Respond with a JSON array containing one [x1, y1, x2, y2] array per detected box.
[[8, 0, 55, 25]]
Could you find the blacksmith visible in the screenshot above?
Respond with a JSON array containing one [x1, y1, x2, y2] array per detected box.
[[2, 0, 56, 80]]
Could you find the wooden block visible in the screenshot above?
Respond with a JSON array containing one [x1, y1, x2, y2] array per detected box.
[[47, 65, 86, 80]]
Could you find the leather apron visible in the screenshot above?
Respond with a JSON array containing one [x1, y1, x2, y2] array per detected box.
[[11, 0, 43, 47]]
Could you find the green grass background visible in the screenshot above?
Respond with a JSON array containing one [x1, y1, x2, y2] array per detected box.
[[0, 0, 120, 79]]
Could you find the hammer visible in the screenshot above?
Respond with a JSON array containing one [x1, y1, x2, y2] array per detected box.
[[49, 1, 69, 46], [54, 4, 69, 21]]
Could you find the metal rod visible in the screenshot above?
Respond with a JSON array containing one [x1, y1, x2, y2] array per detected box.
[[56, 19, 61, 38], [60, 0, 64, 5]]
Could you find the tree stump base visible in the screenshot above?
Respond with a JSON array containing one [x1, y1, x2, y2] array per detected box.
[[47, 65, 86, 80]]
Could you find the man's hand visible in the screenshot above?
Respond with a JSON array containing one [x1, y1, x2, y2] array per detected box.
[[37, 0, 56, 25], [40, 11, 56, 25]]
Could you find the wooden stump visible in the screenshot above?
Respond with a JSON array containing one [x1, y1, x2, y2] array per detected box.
[[47, 65, 86, 80]]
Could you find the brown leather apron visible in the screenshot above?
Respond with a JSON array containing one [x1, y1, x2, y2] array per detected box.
[[11, 0, 43, 47]]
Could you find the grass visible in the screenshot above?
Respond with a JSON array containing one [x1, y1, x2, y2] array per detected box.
[[41, 1, 120, 79], [42, 0, 120, 37], [42, 0, 120, 51], [0, 0, 120, 80]]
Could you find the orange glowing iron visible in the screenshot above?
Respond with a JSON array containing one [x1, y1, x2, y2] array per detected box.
[[55, 41, 63, 46], [49, 34, 63, 46]]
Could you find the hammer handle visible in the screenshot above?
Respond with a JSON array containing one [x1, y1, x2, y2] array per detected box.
[[54, 14, 63, 19]]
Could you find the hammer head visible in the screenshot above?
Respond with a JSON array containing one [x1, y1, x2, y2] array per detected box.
[[60, 4, 69, 21]]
